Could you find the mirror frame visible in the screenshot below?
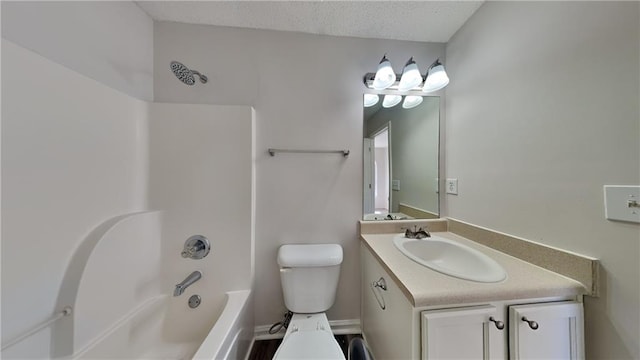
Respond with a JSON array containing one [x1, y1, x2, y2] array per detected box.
[[362, 89, 444, 220]]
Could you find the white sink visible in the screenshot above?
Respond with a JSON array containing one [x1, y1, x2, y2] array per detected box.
[[393, 234, 507, 283]]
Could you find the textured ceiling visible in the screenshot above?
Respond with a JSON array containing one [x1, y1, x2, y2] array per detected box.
[[136, 1, 484, 43]]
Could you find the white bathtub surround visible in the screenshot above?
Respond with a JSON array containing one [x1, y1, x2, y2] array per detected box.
[[148, 102, 255, 302], [1, 39, 149, 359], [145, 101, 256, 360], [55, 101, 256, 358], [2, 38, 256, 358], [52, 211, 162, 357]]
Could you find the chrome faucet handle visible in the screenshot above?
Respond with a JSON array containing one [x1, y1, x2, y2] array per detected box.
[[181, 243, 203, 258], [181, 247, 195, 258], [415, 227, 431, 239], [402, 225, 420, 238], [181, 235, 210, 260], [400, 225, 431, 239]]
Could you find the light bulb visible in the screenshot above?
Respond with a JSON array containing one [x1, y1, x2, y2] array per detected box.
[[372, 55, 396, 90], [364, 94, 380, 107], [382, 95, 402, 108], [398, 58, 422, 91], [422, 63, 450, 93], [402, 96, 423, 109]]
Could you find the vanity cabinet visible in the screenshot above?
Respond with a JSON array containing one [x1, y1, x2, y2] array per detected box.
[[421, 305, 504, 359], [361, 244, 416, 359], [361, 244, 585, 360], [509, 302, 584, 359], [421, 301, 584, 360]]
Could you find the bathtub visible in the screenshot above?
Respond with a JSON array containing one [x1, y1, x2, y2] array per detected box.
[[192, 290, 253, 360], [71, 290, 253, 360], [50, 212, 254, 360]]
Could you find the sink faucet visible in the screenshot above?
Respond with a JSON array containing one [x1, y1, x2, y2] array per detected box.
[[174, 271, 202, 296], [402, 225, 431, 239]]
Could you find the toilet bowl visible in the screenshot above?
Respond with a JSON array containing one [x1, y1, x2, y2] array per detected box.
[[272, 313, 345, 360], [272, 244, 345, 360]]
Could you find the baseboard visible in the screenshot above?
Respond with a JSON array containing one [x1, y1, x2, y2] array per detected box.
[[330, 319, 362, 335], [254, 318, 361, 340]]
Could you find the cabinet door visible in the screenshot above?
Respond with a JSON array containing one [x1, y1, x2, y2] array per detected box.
[[509, 301, 584, 360], [361, 245, 415, 360], [421, 305, 505, 360]]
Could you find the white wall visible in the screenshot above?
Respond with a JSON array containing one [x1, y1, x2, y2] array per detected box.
[[445, 2, 639, 358], [154, 22, 445, 325], [1, 1, 154, 101], [1, 39, 148, 358], [148, 103, 254, 344]]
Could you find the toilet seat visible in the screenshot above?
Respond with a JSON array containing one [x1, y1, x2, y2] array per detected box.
[[272, 313, 345, 360], [272, 330, 345, 359]]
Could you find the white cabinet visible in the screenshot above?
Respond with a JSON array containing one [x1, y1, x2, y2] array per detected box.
[[361, 244, 416, 360], [509, 302, 584, 360], [420, 302, 584, 360], [360, 245, 584, 360], [421, 305, 504, 360]]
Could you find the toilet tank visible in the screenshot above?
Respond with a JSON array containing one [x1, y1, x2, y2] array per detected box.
[[277, 244, 343, 313]]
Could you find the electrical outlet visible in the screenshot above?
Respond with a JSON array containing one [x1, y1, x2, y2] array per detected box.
[[446, 178, 458, 195]]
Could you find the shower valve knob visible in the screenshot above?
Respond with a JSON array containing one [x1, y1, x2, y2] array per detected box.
[[181, 235, 210, 260]]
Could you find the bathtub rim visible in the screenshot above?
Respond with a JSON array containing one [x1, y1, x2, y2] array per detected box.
[[191, 289, 252, 360]]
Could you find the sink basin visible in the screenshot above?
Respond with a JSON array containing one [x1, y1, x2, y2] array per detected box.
[[393, 234, 507, 283]]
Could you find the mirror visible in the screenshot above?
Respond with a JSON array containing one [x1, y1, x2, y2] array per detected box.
[[363, 95, 439, 220]]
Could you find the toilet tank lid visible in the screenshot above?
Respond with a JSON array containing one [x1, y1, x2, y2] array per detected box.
[[278, 244, 343, 267]]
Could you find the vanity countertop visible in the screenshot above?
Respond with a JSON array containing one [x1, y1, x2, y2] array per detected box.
[[361, 231, 587, 307]]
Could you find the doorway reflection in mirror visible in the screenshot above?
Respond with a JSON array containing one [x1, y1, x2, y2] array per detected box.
[[363, 95, 439, 220]]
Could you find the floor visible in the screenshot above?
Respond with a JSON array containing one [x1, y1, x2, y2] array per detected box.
[[248, 334, 362, 359]]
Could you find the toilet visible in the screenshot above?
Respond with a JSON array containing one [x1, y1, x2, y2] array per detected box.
[[273, 244, 345, 360]]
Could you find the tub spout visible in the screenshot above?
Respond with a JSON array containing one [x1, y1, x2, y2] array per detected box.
[[174, 271, 202, 296]]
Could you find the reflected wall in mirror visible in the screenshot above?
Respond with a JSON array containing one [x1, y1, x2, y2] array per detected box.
[[363, 95, 439, 220]]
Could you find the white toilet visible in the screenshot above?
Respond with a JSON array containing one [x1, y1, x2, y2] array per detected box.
[[272, 244, 346, 360]]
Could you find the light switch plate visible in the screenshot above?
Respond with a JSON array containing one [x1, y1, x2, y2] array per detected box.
[[604, 185, 640, 223], [446, 178, 458, 195], [392, 180, 400, 191]]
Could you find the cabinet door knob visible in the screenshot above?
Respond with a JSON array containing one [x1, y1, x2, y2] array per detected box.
[[370, 278, 387, 310], [372, 277, 387, 291], [521, 316, 539, 330], [489, 316, 505, 330]]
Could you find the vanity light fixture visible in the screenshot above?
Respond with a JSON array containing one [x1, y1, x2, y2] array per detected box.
[[372, 55, 396, 90], [363, 56, 450, 93], [382, 94, 402, 108], [402, 95, 424, 109], [398, 57, 423, 91], [363, 94, 380, 107], [422, 59, 450, 93]]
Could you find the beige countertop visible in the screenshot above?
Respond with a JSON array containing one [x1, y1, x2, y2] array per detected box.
[[361, 231, 587, 308]]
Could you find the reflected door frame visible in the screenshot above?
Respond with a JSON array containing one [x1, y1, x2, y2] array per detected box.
[[363, 137, 374, 215], [369, 123, 391, 214]]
